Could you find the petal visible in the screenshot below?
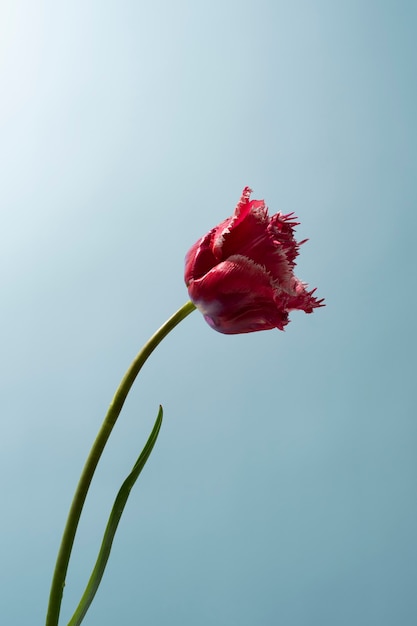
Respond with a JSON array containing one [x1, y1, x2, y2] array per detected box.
[[212, 187, 268, 260], [212, 189, 302, 286], [267, 212, 302, 269], [187, 255, 289, 334], [270, 273, 325, 314], [283, 281, 326, 313], [184, 228, 217, 285]]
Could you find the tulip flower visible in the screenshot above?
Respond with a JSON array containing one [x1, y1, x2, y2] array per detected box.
[[185, 187, 324, 334], [46, 188, 324, 626]]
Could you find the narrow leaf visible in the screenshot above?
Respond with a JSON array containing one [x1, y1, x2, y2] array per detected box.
[[67, 406, 163, 626]]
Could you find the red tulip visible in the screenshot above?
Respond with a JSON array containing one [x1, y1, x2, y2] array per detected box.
[[184, 187, 324, 334]]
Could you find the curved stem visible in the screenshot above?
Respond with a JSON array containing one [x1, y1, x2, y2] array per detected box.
[[45, 301, 196, 626]]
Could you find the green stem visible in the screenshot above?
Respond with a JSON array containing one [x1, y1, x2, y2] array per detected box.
[[45, 301, 196, 626]]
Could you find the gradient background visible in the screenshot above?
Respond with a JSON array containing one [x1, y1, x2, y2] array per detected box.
[[1, 1, 416, 625]]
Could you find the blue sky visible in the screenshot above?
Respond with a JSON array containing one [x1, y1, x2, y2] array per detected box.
[[1, 1, 416, 625]]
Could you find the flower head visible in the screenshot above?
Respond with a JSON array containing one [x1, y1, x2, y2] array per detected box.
[[184, 187, 324, 334]]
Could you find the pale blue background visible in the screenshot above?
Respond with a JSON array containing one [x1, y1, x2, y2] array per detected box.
[[1, 1, 416, 625]]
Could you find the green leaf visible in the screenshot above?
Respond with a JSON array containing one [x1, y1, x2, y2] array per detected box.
[[67, 405, 164, 626]]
